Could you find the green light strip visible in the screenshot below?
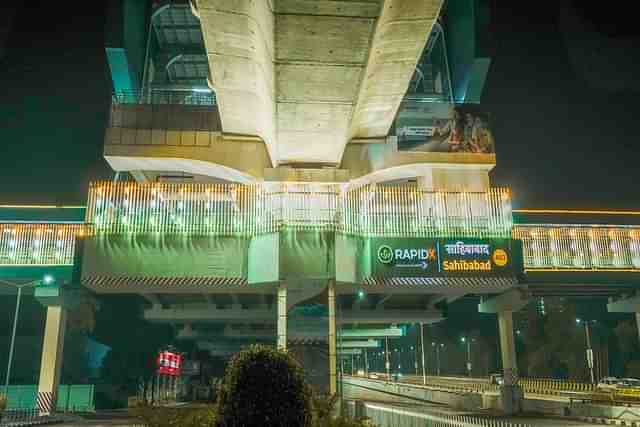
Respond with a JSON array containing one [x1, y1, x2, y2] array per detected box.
[[86, 182, 512, 238]]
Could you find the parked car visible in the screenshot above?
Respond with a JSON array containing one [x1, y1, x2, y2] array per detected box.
[[597, 376, 620, 391], [619, 378, 640, 389]]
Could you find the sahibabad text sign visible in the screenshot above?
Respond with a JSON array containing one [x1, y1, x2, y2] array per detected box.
[[372, 238, 513, 277]]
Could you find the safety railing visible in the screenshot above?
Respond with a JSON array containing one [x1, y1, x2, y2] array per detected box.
[[340, 185, 512, 238], [0, 224, 86, 266], [86, 182, 512, 238], [513, 225, 640, 270], [519, 378, 595, 396], [112, 90, 215, 107], [356, 402, 534, 427]]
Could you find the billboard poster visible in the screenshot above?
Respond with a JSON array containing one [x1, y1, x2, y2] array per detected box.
[[395, 103, 495, 154], [372, 238, 512, 277], [157, 351, 183, 376]]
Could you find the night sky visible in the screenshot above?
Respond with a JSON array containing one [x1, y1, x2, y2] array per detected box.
[[1, 1, 639, 208]]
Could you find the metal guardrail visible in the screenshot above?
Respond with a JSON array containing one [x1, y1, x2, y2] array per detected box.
[[0, 224, 86, 266], [112, 90, 216, 107], [358, 402, 535, 427], [356, 374, 603, 399], [519, 378, 595, 396], [0, 409, 63, 426], [513, 225, 640, 271]]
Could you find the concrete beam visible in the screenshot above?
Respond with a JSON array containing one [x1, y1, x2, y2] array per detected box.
[[197, 0, 277, 164], [340, 309, 443, 324], [338, 349, 362, 356], [338, 340, 380, 349], [146, 306, 440, 327], [338, 327, 405, 339], [607, 294, 640, 313], [144, 306, 275, 323], [478, 289, 529, 314], [348, 0, 444, 142]]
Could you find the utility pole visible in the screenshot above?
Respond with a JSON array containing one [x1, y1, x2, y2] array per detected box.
[[584, 321, 595, 384], [385, 337, 390, 379], [461, 337, 472, 377], [420, 323, 426, 385], [577, 318, 595, 384], [433, 342, 442, 376]]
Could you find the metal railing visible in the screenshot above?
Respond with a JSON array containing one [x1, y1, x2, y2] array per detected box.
[[86, 182, 512, 238], [340, 185, 512, 238], [0, 224, 86, 266], [356, 402, 534, 427], [513, 225, 640, 270], [112, 90, 215, 107]]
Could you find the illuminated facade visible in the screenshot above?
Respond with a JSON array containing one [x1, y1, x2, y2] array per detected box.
[[2, 0, 639, 415]]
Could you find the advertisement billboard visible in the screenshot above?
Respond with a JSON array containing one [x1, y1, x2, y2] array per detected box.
[[395, 103, 494, 154], [372, 238, 513, 277], [157, 351, 182, 376]]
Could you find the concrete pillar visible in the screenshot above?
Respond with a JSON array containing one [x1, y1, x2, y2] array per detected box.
[[37, 305, 67, 415], [497, 310, 522, 415], [328, 280, 337, 396], [478, 289, 528, 415], [277, 284, 287, 351], [498, 311, 517, 385]]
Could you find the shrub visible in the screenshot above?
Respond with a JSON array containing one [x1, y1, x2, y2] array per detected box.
[[311, 394, 374, 427], [130, 404, 216, 427], [215, 345, 312, 427]]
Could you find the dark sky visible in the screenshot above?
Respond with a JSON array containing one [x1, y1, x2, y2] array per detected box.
[[0, 0, 639, 208]]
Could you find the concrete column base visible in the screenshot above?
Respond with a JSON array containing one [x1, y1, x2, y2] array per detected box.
[[37, 305, 67, 415], [277, 284, 287, 351], [500, 385, 524, 415]]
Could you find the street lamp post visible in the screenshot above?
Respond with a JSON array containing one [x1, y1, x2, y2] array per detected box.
[[1, 275, 52, 394], [577, 318, 596, 384], [420, 323, 426, 385], [432, 342, 444, 376], [385, 337, 390, 379], [461, 337, 472, 377], [412, 345, 418, 376]]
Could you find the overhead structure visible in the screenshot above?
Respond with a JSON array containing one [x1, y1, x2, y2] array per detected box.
[[196, 0, 444, 165]]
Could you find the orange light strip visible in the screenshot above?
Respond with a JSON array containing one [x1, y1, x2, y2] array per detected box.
[[514, 209, 640, 216], [525, 268, 640, 273]]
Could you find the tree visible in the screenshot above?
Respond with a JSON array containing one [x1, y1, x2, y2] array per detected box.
[[215, 345, 312, 427]]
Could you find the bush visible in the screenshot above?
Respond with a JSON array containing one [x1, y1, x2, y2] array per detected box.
[[130, 404, 216, 427], [215, 345, 312, 427], [0, 394, 6, 414], [311, 394, 373, 427]]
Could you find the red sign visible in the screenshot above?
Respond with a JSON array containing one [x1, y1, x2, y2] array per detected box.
[[157, 351, 182, 376]]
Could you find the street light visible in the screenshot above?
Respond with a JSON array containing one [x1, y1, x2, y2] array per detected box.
[[420, 323, 426, 385], [432, 342, 444, 376], [1, 276, 52, 394], [461, 336, 473, 377], [577, 318, 596, 384]]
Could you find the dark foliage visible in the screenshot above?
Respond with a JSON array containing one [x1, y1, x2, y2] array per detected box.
[[215, 345, 312, 427]]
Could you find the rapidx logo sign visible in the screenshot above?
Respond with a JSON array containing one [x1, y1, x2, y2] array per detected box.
[[377, 244, 436, 270]]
